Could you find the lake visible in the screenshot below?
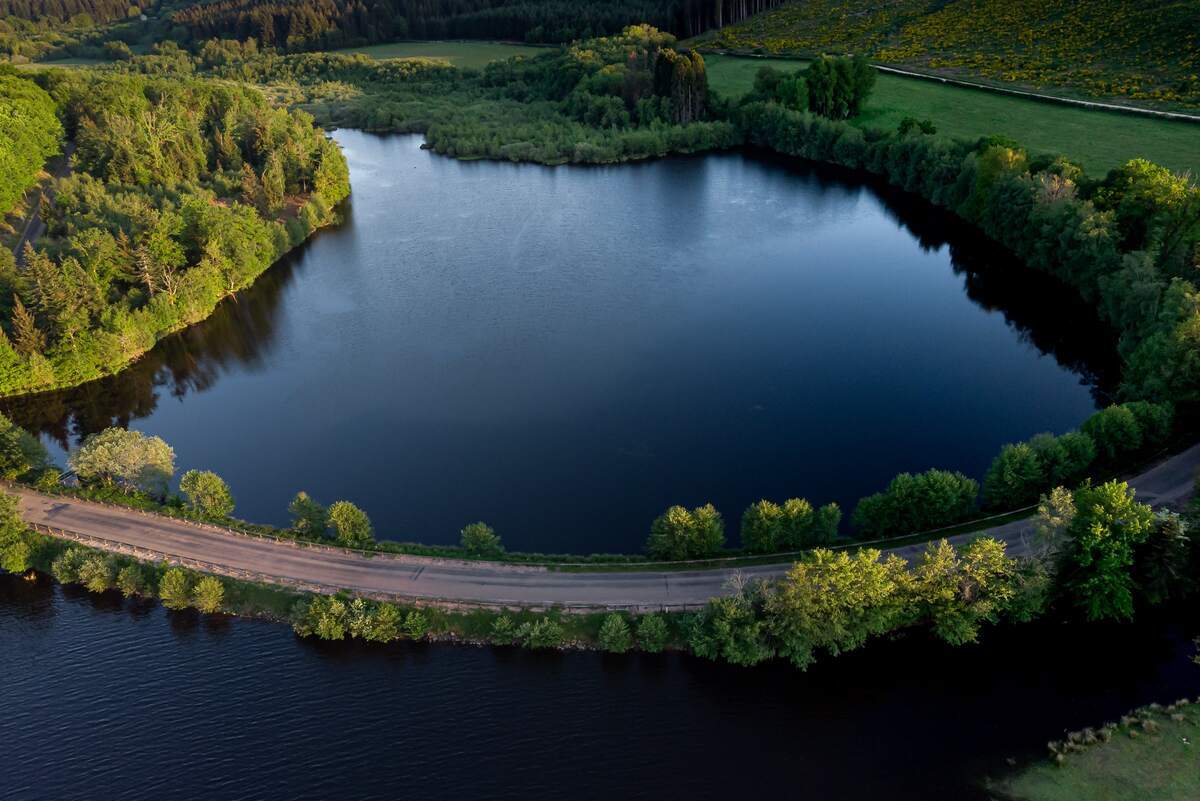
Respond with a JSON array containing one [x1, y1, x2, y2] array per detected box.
[[1, 132, 1117, 554], [2, 573, 1195, 800]]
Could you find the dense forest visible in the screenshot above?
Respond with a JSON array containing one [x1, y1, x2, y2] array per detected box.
[[0, 69, 62, 213], [0, 0, 141, 23], [168, 0, 786, 49], [0, 69, 349, 395]]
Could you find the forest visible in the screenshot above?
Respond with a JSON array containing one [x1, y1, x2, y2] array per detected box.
[[167, 0, 787, 50], [0, 68, 349, 395], [0, 68, 62, 213]]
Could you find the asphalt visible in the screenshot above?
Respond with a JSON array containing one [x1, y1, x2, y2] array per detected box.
[[11, 442, 1200, 610]]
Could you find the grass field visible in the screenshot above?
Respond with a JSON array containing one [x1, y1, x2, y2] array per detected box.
[[705, 54, 1200, 177], [691, 0, 1199, 110], [329, 40, 545, 68], [992, 700, 1200, 801]]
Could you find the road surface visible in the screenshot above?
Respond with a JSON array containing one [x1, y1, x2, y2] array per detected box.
[[10, 443, 1200, 610]]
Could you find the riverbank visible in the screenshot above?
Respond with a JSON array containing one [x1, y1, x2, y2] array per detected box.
[[990, 698, 1200, 801]]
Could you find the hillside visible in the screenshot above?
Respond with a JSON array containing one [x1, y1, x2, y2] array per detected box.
[[692, 0, 1200, 109]]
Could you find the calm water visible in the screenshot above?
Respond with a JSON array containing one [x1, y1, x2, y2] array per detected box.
[[2, 574, 1196, 800], [1, 133, 1117, 553]]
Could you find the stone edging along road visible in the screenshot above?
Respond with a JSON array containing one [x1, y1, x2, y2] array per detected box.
[[11, 442, 1200, 611]]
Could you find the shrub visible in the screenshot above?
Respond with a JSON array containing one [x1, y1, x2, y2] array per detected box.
[[516, 617, 564, 649], [403, 609, 429, 639], [179, 470, 235, 518], [192, 575, 225, 613], [1081, 405, 1143, 464], [327, 501, 373, 548], [490, 615, 518, 645], [460, 522, 504, 556], [982, 442, 1045, 508], [115, 563, 146, 597], [78, 554, 116, 593], [598, 614, 632, 653], [51, 547, 87, 584], [636, 614, 670, 652], [158, 567, 193, 610], [646, 503, 725, 560], [288, 491, 327, 537]]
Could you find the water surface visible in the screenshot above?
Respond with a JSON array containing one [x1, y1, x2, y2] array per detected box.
[[2, 133, 1116, 553], [1, 574, 1194, 801]]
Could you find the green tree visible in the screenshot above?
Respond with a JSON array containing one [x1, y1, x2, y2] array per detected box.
[[460, 521, 503, 556], [51, 547, 87, 584], [10, 295, 45, 356], [688, 584, 773, 666], [115, 563, 146, 597], [598, 613, 632, 653], [403, 609, 429, 639], [764, 548, 909, 669], [327, 500, 373, 548], [68, 427, 175, 497], [288, 491, 327, 537], [907, 538, 1017, 646], [158, 567, 193, 611], [1123, 401, 1173, 450], [365, 602, 402, 642], [0, 492, 35, 573], [740, 499, 784, 553], [78, 554, 115, 593], [1059, 481, 1154, 621], [490, 615, 517, 645], [636, 614, 670, 653], [179, 469, 235, 518], [646, 503, 725, 560], [192, 575, 225, 613], [1029, 431, 1095, 487], [982, 442, 1044, 508], [516, 617, 564, 649], [1134, 510, 1192, 605], [0, 413, 49, 479], [1081, 405, 1143, 464]]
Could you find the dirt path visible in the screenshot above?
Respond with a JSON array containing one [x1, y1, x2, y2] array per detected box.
[[10, 442, 1200, 610]]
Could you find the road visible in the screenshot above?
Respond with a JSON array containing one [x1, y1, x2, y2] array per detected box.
[[12, 144, 73, 266], [10, 443, 1200, 610]]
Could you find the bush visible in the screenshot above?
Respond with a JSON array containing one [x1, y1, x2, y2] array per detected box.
[[982, 442, 1045, 509], [403, 609, 429, 639], [646, 504, 725, 560], [851, 469, 979, 537], [115, 563, 146, 597], [1081, 405, 1144, 464], [158, 567, 193, 610], [460, 522, 504, 556], [192, 575, 225, 613], [288, 491, 327, 537], [179, 470, 235, 518], [516, 617, 564, 649], [78, 554, 115, 593], [636, 614, 670, 652], [598, 614, 632, 653], [51, 547, 87, 584], [490, 614, 518, 645], [327, 501, 373, 548]]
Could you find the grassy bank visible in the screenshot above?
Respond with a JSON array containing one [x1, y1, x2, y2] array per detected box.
[[704, 54, 1200, 176], [991, 699, 1200, 801], [329, 40, 544, 68]]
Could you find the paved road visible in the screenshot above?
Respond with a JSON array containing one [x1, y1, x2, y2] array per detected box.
[[11, 443, 1200, 610]]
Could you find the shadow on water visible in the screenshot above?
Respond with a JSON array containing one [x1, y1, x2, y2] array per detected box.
[[0, 153, 1117, 451]]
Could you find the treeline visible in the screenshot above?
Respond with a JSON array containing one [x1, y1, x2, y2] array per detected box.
[[0, 70, 349, 396], [0, 0, 138, 23], [166, 0, 786, 50], [689, 476, 1199, 668], [0, 70, 62, 214]]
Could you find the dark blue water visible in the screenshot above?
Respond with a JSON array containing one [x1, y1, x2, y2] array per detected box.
[[2, 574, 1195, 800], [1, 133, 1116, 554]]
